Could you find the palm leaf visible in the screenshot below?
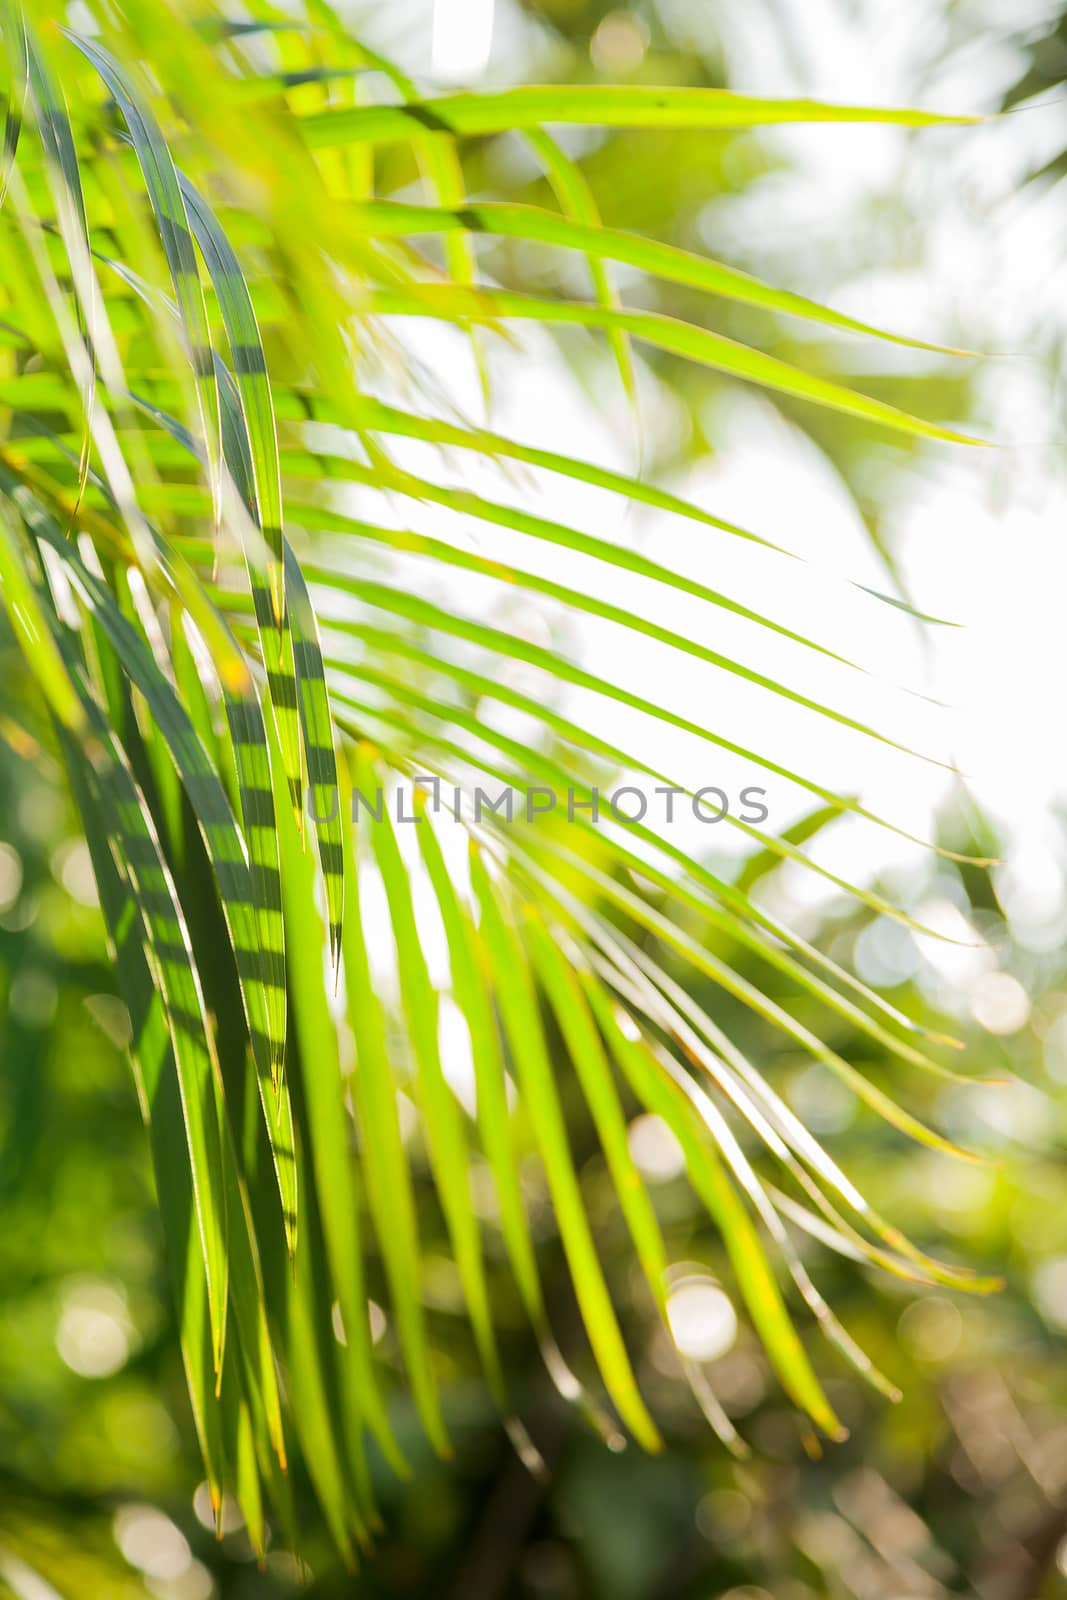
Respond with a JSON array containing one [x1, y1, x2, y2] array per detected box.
[[365, 283, 979, 442], [351, 198, 970, 356], [301, 83, 975, 146], [0, 2, 994, 1562]]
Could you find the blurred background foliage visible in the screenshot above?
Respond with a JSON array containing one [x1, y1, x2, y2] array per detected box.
[[2, 0, 1067, 1597]]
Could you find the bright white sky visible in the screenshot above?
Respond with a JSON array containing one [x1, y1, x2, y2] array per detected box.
[[343, 0, 1067, 956]]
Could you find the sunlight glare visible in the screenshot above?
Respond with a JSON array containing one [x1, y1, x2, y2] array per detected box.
[[432, 0, 494, 83]]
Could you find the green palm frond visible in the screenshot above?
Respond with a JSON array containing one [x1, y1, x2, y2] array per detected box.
[[0, 0, 994, 1562]]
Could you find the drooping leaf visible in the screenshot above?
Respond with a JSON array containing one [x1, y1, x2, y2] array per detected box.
[[302, 83, 975, 147]]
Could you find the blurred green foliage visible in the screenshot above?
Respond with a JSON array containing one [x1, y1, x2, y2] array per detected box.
[[6, 634, 1067, 1600], [2, 1, 1067, 1597]]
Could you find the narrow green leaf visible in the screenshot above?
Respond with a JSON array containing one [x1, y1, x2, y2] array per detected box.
[[175, 172, 309, 829], [271, 722, 406, 1478], [524, 911, 670, 1322], [309, 572, 963, 859], [366, 283, 982, 444], [523, 130, 636, 399], [40, 526, 295, 1208], [470, 845, 662, 1451], [300, 509, 940, 764], [61, 30, 223, 517], [415, 816, 543, 1321], [27, 27, 97, 521], [415, 812, 611, 1455], [283, 542, 344, 965], [324, 653, 965, 1072], [354, 197, 969, 356], [0, 500, 84, 730], [282, 1184, 362, 1564], [175, 175, 284, 583], [339, 745, 451, 1458], [544, 882, 989, 1297], [735, 801, 848, 894], [227, 1384, 266, 1557], [589, 988, 847, 1440], [363, 760, 516, 1426], [68, 751, 230, 1507], [299, 391, 791, 554], [0, 0, 26, 208], [302, 83, 976, 147], [60, 679, 231, 1376], [519, 826, 977, 1159], [215, 675, 297, 1238], [296, 471, 857, 669]]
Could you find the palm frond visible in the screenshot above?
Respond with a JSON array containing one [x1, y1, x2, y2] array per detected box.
[[0, 0, 994, 1560]]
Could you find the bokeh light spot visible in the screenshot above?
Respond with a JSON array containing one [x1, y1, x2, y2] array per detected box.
[[667, 1279, 738, 1362]]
